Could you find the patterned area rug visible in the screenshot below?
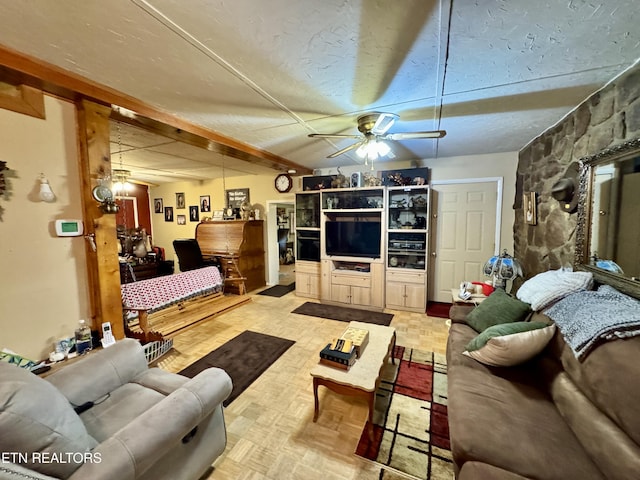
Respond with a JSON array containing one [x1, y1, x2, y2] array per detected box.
[[355, 346, 452, 480]]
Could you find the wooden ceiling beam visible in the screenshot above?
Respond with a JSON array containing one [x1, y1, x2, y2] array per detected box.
[[0, 44, 312, 175]]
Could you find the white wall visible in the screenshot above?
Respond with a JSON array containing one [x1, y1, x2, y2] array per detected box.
[[0, 96, 90, 361]]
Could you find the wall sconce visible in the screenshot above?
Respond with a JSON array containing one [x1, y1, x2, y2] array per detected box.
[[38, 174, 56, 203], [483, 249, 524, 289], [551, 162, 579, 213]]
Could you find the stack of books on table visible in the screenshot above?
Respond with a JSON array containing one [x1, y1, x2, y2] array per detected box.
[[319, 338, 357, 370], [339, 326, 369, 358]]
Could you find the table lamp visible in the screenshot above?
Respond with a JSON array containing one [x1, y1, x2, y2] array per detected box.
[[483, 249, 524, 289]]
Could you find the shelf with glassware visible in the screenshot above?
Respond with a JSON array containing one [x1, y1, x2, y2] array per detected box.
[[294, 192, 321, 299], [318, 187, 386, 311], [385, 185, 430, 312]]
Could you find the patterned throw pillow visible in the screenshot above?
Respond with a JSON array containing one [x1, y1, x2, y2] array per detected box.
[[465, 288, 531, 333], [463, 322, 556, 367]]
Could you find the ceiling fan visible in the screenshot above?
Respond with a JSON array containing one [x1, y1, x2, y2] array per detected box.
[[308, 112, 446, 159]]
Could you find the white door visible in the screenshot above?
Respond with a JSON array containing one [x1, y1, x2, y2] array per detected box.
[[430, 182, 498, 303]]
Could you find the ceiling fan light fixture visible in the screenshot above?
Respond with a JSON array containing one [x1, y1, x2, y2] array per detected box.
[[371, 113, 398, 135]]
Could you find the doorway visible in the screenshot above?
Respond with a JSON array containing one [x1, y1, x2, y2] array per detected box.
[[266, 200, 296, 286], [429, 179, 502, 303]]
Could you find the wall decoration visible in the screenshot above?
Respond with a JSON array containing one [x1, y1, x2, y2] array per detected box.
[[189, 205, 199, 222], [226, 188, 249, 210], [164, 206, 174, 222], [176, 214, 186, 225], [176, 192, 185, 209], [154, 198, 163, 213], [524, 192, 537, 225], [200, 195, 211, 212]]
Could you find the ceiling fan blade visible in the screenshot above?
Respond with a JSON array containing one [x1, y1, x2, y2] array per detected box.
[[308, 133, 362, 139], [385, 130, 447, 140], [370, 113, 399, 135], [327, 141, 363, 158]]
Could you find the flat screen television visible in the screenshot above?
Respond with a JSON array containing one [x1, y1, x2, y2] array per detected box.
[[325, 221, 381, 258]]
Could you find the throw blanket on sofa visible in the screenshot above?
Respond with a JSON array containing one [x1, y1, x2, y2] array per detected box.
[[545, 285, 640, 360]]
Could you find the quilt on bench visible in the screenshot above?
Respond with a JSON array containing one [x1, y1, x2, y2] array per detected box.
[[121, 266, 223, 314]]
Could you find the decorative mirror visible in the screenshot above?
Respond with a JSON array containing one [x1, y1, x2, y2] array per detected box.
[[575, 138, 640, 299]]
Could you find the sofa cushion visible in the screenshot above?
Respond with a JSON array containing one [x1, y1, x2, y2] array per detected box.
[[515, 268, 592, 311], [463, 322, 556, 367], [0, 363, 98, 479], [447, 360, 605, 480], [79, 382, 166, 442], [465, 288, 531, 332]]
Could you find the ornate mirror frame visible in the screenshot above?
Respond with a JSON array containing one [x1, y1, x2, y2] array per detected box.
[[574, 137, 640, 300]]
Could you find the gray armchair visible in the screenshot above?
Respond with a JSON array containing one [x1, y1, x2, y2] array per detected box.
[[0, 339, 232, 480]]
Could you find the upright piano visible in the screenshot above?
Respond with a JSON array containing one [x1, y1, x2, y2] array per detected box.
[[195, 220, 266, 294]]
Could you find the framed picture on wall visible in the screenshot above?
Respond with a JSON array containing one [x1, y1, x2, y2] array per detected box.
[[200, 195, 211, 212], [176, 214, 186, 225], [176, 192, 186, 209], [154, 198, 163, 213], [164, 206, 174, 222], [524, 192, 537, 225], [189, 205, 199, 222]]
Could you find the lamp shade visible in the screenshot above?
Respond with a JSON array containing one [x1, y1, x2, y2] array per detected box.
[[483, 249, 523, 288]]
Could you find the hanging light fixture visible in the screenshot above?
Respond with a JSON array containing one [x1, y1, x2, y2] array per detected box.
[[38, 173, 56, 202], [111, 169, 133, 196]]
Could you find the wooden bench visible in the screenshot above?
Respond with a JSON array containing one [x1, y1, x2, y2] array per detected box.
[[121, 266, 250, 342]]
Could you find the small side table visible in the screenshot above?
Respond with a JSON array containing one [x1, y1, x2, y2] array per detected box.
[[451, 288, 487, 305]]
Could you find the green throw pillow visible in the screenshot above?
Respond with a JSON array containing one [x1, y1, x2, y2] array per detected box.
[[463, 322, 556, 367], [465, 288, 531, 332]]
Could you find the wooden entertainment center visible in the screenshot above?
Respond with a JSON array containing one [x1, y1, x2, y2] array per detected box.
[[295, 185, 429, 312]]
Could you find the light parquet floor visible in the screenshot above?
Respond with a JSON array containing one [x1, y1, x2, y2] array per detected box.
[[156, 291, 451, 480]]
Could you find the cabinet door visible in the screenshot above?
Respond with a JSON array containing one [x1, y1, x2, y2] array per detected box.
[[404, 283, 427, 310], [351, 285, 371, 307], [295, 272, 311, 296], [331, 284, 352, 304], [308, 273, 320, 298], [385, 282, 406, 309]]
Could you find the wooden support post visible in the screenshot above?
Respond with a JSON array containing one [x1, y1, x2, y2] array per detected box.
[[76, 99, 124, 339]]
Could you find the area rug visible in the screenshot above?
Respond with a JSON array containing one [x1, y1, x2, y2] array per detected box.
[[426, 302, 451, 319], [179, 330, 294, 406], [292, 302, 393, 326], [258, 282, 296, 297], [355, 346, 452, 480]]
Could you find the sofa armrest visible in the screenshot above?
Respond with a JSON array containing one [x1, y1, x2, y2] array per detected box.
[[46, 339, 149, 406], [68, 368, 232, 480]]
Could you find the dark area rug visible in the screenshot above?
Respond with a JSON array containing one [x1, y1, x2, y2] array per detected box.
[[426, 301, 451, 319], [355, 346, 452, 480], [258, 282, 296, 297], [179, 330, 294, 406], [292, 301, 393, 326]]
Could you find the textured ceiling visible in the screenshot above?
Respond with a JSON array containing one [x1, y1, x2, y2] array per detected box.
[[0, 0, 639, 183]]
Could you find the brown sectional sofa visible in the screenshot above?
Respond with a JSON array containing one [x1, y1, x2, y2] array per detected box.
[[447, 304, 640, 480]]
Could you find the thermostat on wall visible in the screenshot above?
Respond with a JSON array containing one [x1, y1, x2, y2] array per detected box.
[[55, 219, 84, 237]]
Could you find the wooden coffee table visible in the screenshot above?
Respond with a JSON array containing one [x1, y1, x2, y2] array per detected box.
[[310, 321, 396, 435]]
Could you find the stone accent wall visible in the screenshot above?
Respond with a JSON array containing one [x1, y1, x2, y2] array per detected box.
[[514, 63, 640, 281]]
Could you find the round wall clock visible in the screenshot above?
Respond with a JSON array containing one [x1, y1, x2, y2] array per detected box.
[[274, 173, 293, 193]]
